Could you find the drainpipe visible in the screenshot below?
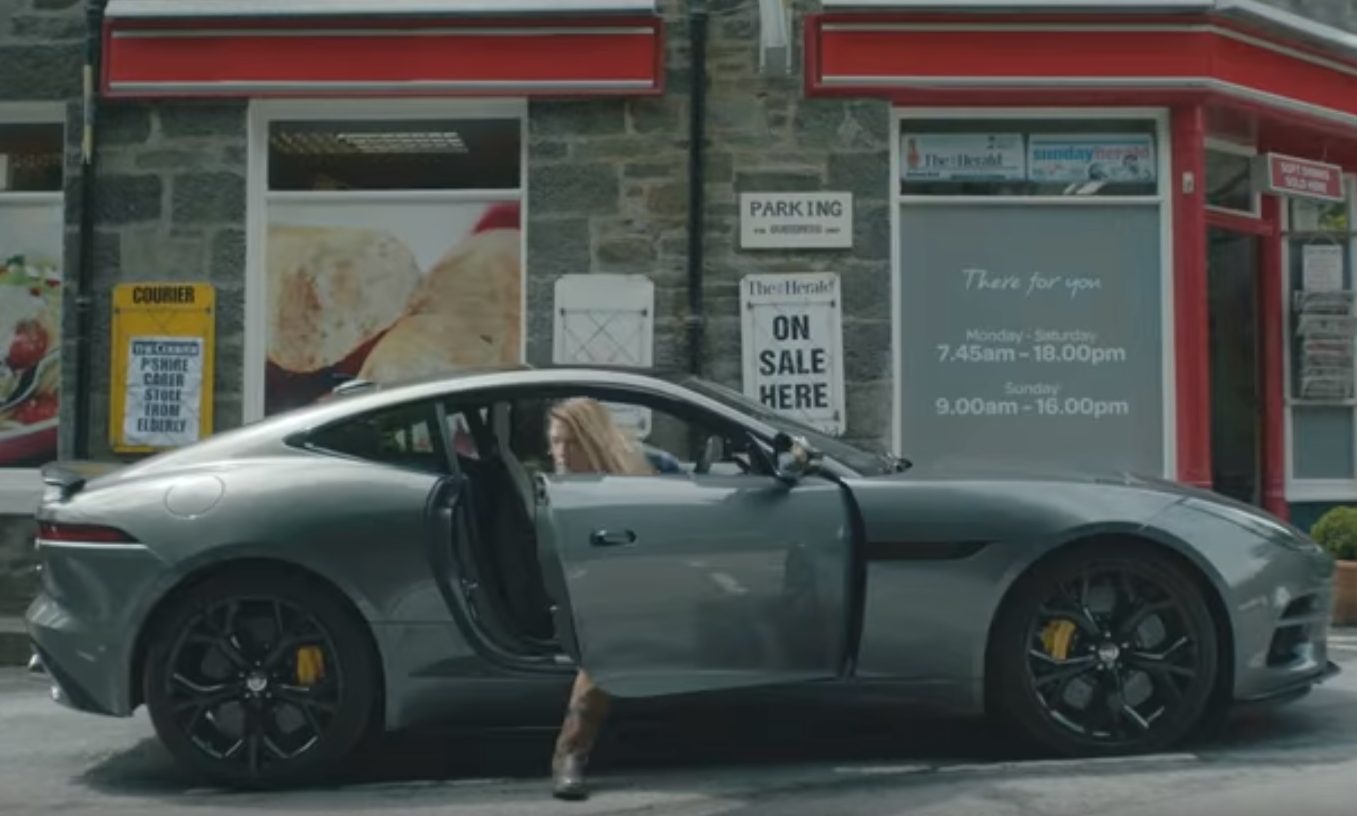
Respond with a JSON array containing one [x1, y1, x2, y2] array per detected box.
[[73, 1, 108, 459], [685, 0, 708, 377]]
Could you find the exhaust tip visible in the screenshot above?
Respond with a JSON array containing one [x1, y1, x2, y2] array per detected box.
[[27, 653, 46, 677]]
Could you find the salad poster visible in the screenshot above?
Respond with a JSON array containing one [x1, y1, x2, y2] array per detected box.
[[0, 201, 61, 467]]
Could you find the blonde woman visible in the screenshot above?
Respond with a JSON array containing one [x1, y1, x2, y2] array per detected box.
[[546, 397, 655, 800]]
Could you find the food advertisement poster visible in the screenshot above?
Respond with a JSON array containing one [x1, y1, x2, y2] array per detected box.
[[0, 201, 61, 467], [264, 199, 522, 415]]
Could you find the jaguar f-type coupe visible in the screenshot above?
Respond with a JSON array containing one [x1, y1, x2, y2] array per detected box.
[[25, 367, 1339, 786]]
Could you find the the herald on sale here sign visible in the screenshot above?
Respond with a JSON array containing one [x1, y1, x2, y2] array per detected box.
[[1261, 153, 1345, 202]]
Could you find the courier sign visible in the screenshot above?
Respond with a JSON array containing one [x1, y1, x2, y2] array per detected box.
[[110, 283, 216, 453]]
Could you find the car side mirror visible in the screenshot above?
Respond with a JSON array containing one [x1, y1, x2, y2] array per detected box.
[[772, 432, 820, 484]]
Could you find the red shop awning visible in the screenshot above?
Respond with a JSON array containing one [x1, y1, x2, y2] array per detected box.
[[102, 1, 664, 99], [808, 1, 1357, 132]]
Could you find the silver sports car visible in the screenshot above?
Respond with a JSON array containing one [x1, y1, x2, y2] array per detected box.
[[25, 367, 1339, 787]]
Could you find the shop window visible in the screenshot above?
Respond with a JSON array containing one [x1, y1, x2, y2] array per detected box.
[[0, 109, 63, 511], [1285, 178, 1357, 491], [268, 119, 520, 191], [899, 119, 1160, 198], [252, 102, 525, 420], [893, 113, 1169, 479], [0, 124, 63, 193], [1204, 147, 1258, 215]]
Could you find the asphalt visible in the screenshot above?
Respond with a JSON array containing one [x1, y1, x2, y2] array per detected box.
[[0, 633, 1354, 815]]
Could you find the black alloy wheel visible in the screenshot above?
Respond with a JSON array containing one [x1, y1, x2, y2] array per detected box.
[[143, 571, 378, 787], [991, 543, 1219, 756]]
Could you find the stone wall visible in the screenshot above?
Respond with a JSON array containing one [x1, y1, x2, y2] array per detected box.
[[65, 100, 249, 461], [527, 0, 894, 452]]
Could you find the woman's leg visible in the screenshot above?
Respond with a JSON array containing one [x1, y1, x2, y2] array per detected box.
[[551, 670, 611, 799]]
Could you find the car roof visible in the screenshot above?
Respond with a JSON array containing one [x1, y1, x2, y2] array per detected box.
[[311, 365, 702, 419], [99, 365, 735, 481]]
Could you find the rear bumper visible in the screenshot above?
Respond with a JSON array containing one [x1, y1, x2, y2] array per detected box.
[[26, 593, 133, 717], [22, 538, 166, 718]]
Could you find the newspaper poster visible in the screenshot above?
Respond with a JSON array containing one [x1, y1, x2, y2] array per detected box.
[[901, 133, 1026, 182], [1028, 133, 1157, 184]]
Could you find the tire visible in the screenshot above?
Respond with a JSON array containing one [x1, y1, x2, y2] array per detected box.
[[989, 542, 1220, 757], [142, 569, 379, 788]]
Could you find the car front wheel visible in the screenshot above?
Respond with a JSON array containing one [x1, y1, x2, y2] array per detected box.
[[990, 542, 1220, 757], [142, 570, 379, 787]]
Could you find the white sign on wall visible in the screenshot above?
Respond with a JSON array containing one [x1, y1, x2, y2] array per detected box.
[[553, 273, 655, 437], [740, 192, 853, 250], [122, 336, 206, 448], [741, 272, 845, 435]]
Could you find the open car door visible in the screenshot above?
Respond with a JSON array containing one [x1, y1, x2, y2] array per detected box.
[[535, 472, 855, 697]]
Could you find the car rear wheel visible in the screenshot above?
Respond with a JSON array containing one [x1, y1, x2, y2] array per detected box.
[[142, 570, 378, 787], [990, 543, 1220, 757]]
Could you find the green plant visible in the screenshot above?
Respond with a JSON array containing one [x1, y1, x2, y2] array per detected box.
[[1311, 505, 1357, 561]]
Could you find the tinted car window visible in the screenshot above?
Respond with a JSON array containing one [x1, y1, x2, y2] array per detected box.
[[308, 401, 448, 474]]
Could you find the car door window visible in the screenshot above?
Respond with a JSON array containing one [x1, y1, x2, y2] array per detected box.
[[503, 391, 765, 478], [307, 400, 448, 474]]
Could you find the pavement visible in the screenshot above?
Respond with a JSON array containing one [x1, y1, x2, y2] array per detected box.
[[0, 632, 1354, 815]]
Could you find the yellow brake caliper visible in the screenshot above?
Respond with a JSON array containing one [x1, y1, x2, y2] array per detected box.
[[295, 646, 326, 686], [1040, 619, 1078, 661]]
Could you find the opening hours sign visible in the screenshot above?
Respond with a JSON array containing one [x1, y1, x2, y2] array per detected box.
[[741, 272, 845, 435], [110, 283, 216, 452]]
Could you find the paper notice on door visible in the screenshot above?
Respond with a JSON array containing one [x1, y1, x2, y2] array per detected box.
[[1302, 244, 1344, 292]]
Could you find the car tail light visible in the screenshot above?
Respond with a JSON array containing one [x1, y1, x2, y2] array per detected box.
[[37, 522, 138, 544]]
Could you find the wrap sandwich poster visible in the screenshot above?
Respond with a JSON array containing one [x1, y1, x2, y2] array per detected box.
[[265, 200, 522, 415], [0, 201, 61, 466]]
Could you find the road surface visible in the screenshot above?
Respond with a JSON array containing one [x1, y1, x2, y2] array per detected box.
[[1, 634, 1354, 816]]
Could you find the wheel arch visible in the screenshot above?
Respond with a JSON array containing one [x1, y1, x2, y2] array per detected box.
[[127, 557, 388, 719], [980, 529, 1236, 721]]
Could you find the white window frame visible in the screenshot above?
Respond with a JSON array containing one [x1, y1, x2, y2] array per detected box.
[[244, 97, 528, 424], [1204, 136, 1262, 219], [890, 107, 1177, 481], [1282, 173, 1357, 502], [0, 102, 66, 515]]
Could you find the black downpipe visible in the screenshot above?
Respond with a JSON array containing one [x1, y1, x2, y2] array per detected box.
[[73, 1, 108, 459], [685, 0, 708, 376]]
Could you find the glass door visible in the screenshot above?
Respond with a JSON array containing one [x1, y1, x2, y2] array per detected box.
[[1207, 227, 1263, 505]]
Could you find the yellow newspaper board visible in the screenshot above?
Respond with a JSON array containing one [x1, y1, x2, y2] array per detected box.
[[109, 283, 215, 453]]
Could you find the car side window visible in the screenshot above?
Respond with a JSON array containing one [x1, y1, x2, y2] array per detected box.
[[504, 392, 765, 478], [307, 400, 448, 474]]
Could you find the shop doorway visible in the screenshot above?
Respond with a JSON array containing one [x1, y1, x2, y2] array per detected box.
[[1206, 226, 1263, 505]]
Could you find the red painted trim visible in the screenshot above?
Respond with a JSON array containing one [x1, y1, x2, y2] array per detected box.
[[805, 14, 1357, 126], [1172, 105, 1213, 489], [1205, 208, 1274, 237], [101, 16, 664, 98], [1258, 195, 1289, 520]]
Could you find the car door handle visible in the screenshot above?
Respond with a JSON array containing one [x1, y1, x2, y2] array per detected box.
[[590, 529, 636, 548]]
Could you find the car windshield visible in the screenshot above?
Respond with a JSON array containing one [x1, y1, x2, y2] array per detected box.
[[678, 377, 906, 475]]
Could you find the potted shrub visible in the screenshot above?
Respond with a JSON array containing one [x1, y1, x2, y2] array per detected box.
[[1311, 505, 1357, 626]]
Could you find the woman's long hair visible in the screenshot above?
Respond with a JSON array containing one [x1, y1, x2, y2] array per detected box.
[[549, 397, 654, 476]]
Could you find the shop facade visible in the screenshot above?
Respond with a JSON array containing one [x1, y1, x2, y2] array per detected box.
[[1, 0, 1357, 611]]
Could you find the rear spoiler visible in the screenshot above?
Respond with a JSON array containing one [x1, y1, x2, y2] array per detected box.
[[40, 461, 124, 499]]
